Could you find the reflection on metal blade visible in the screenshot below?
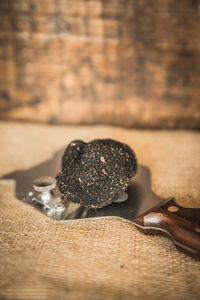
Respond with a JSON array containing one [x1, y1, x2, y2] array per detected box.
[[2, 149, 167, 222]]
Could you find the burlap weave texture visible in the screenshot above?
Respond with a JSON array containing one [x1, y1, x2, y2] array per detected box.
[[0, 122, 200, 299]]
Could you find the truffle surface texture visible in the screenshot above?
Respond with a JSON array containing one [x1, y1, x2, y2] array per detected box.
[[56, 139, 137, 208]]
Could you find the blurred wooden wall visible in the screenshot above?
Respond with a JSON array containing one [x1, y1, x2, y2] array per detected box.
[[0, 0, 199, 128]]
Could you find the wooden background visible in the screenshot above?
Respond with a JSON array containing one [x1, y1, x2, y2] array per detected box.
[[0, 0, 199, 128]]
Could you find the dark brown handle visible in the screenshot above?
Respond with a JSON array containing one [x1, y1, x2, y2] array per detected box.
[[134, 198, 200, 260]]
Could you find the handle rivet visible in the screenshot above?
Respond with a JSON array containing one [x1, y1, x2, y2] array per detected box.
[[168, 205, 179, 212], [195, 227, 200, 233]]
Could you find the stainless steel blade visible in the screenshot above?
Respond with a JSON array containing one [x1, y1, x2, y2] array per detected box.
[[2, 149, 169, 222]]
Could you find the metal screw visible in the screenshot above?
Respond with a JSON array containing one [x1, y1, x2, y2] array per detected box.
[[113, 192, 128, 203], [54, 203, 65, 211]]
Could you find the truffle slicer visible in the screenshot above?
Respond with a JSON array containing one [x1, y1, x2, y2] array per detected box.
[[3, 150, 200, 260]]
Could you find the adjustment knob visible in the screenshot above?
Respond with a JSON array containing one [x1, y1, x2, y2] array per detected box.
[[33, 176, 56, 204]]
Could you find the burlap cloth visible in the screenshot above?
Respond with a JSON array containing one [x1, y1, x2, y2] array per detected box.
[[0, 121, 200, 300]]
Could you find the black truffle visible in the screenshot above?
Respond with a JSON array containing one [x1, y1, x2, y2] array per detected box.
[[56, 139, 137, 208]]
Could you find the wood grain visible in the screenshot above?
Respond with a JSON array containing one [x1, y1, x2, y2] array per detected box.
[[0, 0, 199, 128], [134, 198, 200, 259]]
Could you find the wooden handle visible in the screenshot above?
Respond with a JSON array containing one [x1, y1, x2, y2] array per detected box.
[[134, 198, 200, 259]]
